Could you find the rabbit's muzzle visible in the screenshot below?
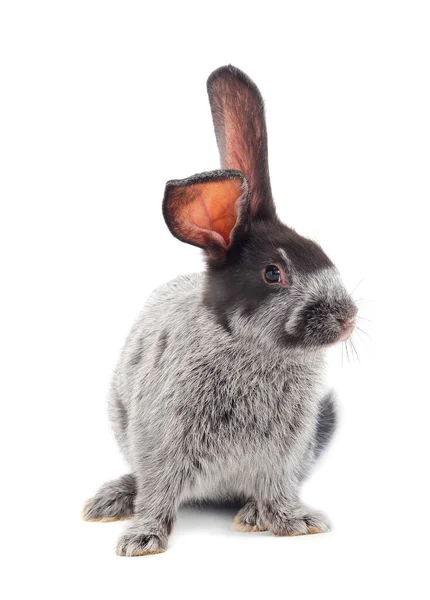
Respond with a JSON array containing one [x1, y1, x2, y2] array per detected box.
[[292, 297, 358, 347]]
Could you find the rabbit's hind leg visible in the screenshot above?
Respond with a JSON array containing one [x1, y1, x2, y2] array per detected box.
[[314, 390, 337, 460], [82, 474, 136, 522]]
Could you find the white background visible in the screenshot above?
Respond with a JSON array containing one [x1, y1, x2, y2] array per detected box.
[[1, 1, 429, 598]]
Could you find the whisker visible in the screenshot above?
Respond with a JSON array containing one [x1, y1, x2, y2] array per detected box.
[[350, 278, 364, 296], [347, 339, 353, 363], [350, 339, 357, 363], [347, 339, 352, 363], [345, 340, 351, 365], [358, 315, 371, 322], [350, 337, 360, 363], [355, 325, 370, 337], [354, 329, 367, 345]]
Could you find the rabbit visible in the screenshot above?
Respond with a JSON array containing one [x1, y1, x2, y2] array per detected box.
[[82, 65, 357, 556]]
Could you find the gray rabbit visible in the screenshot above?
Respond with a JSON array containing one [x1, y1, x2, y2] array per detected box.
[[82, 65, 357, 556]]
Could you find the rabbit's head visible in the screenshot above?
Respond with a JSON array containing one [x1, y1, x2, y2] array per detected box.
[[163, 66, 357, 350]]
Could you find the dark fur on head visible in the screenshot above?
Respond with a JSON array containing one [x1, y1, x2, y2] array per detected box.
[[203, 217, 356, 349], [164, 65, 357, 350]]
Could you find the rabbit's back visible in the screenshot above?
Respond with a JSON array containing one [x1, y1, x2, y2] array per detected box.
[[109, 272, 206, 459]]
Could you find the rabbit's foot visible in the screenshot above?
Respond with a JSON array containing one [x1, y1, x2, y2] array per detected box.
[[82, 474, 136, 522], [116, 531, 166, 557], [232, 501, 267, 532], [81, 497, 132, 523], [263, 505, 330, 537]]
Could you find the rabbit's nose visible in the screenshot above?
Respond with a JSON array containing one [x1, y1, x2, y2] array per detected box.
[[337, 317, 355, 328], [336, 317, 356, 341]]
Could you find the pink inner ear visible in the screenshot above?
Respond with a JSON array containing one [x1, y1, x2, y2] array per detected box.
[[167, 178, 246, 251], [222, 105, 262, 218], [184, 180, 240, 246]]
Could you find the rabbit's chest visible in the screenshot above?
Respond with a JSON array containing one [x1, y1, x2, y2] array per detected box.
[[175, 350, 322, 447], [176, 355, 322, 503]]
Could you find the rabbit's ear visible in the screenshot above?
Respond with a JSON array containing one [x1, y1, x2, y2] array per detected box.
[[207, 65, 275, 221], [163, 170, 250, 265]]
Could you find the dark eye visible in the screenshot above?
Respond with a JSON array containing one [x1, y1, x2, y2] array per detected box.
[[264, 265, 281, 283]]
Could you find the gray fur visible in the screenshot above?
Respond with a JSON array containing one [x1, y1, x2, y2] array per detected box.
[[88, 272, 342, 553], [83, 65, 355, 556], [314, 390, 338, 460], [83, 474, 135, 522]]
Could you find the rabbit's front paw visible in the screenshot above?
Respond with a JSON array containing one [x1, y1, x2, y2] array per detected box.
[[116, 532, 166, 556], [303, 510, 331, 535], [232, 501, 267, 532], [263, 506, 330, 537]]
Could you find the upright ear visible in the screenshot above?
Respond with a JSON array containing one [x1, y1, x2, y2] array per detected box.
[[207, 65, 275, 220], [162, 170, 250, 265]]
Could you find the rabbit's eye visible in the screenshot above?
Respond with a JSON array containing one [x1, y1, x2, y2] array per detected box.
[[264, 265, 281, 282], [262, 264, 289, 287]]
